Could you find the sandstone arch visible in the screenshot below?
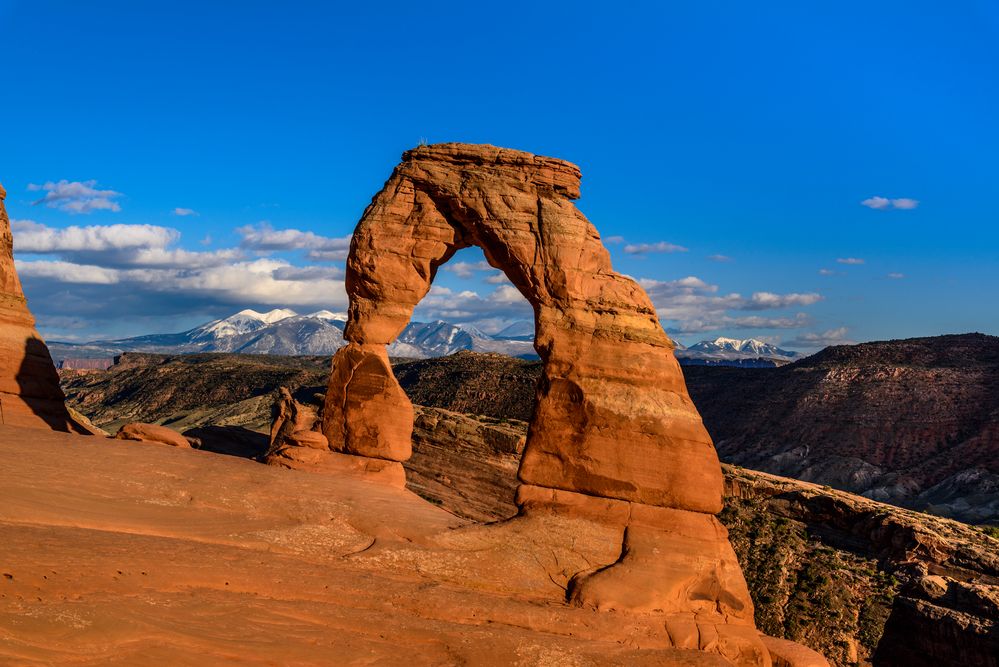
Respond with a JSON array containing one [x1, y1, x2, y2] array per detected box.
[[323, 143, 723, 512]]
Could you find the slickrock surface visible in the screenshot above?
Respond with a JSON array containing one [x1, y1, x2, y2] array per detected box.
[[306, 143, 775, 661], [0, 183, 84, 432], [0, 424, 790, 667]]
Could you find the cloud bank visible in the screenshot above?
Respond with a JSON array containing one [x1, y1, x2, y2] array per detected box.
[[29, 180, 123, 214]]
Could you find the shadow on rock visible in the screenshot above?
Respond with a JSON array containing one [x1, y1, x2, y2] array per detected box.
[[183, 425, 268, 460]]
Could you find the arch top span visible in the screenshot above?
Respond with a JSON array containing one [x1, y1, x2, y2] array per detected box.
[[323, 142, 723, 514]]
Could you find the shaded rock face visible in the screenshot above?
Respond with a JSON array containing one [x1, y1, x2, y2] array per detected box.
[[0, 184, 83, 432], [317, 143, 772, 662]]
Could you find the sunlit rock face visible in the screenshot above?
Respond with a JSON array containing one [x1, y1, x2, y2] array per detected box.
[[0, 183, 86, 432]]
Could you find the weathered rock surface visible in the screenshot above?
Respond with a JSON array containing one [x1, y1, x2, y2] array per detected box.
[[407, 405, 525, 522], [115, 422, 192, 448], [0, 183, 85, 432], [311, 143, 781, 663], [4, 424, 830, 666], [722, 466, 999, 667]]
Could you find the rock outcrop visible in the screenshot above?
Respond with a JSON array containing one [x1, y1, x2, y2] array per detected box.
[[267, 386, 325, 455], [303, 144, 800, 665], [0, 183, 86, 432], [114, 422, 193, 448]]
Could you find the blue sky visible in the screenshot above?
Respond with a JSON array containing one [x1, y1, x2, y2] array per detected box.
[[2, 1, 997, 348]]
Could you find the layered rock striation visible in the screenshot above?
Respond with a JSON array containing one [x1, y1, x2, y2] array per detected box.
[[0, 183, 85, 432]]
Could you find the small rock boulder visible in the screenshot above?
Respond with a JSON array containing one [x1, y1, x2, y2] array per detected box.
[[115, 422, 192, 448]]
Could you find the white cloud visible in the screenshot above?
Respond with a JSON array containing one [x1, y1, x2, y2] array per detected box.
[[836, 257, 865, 265], [173, 207, 198, 216], [442, 260, 492, 279], [604, 235, 624, 244], [413, 284, 531, 323], [484, 272, 510, 284], [748, 291, 823, 309], [818, 268, 837, 276], [624, 241, 689, 254], [637, 276, 821, 334], [13, 220, 177, 252], [707, 254, 732, 262], [237, 222, 352, 262], [861, 196, 891, 210], [789, 327, 853, 349], [28, 180, 123, 214], [11, 220, 240, 269], [17, 256, 347, 309], [12, 219, 351, 339], [861, 196, 919, 210], [887, 272, 905, 280], [14, 259, 119, 284]]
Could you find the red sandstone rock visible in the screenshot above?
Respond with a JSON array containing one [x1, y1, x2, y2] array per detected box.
[[321, 343, 412, 461], [0, 183, 87, 433], [115, 422, 192, 448]]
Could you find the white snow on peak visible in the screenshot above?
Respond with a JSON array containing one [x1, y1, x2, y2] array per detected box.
[[306, 310, 348, 322], [257, 308, 298, 324]]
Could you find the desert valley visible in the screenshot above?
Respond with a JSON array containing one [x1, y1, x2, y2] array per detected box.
[[2, 144, 997, 667]]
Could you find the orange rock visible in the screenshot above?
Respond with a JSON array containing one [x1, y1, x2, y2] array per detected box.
[[0, 183, 88, 433], [267, 386, 321, 455], [321, 343, 412, 461], [115, 422, 192, 448]]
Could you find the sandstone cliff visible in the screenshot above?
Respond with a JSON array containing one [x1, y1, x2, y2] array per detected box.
[[0, 183, 86, 432]]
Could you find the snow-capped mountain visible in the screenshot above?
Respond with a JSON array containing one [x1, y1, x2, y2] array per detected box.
[[675, 337, 801, 366], [50, 312, 801, 367], [50, 309, 536, 360], [188, 308, 299, 342]]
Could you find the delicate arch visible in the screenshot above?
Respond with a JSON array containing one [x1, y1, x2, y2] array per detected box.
[[321, 143, 722, 513]]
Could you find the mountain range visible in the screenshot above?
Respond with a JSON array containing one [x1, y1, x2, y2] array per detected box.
[[50, 308, 802, 366], [674, 337, 800, 366]]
